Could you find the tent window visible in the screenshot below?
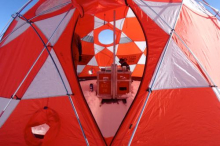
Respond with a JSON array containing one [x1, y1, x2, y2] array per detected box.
[[31, 123, 50, 139], [98, 29, 114, 45]]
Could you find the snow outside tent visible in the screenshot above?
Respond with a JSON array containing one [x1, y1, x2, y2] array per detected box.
[[0, 0, 220, 145]]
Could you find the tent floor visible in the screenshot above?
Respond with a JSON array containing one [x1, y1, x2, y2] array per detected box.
[[79, 80, 140, 138]]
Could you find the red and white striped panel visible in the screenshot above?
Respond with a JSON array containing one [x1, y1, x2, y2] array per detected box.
[[134, 0, 182, 34], [35, 0, 71, 16], [22, 49, 72, 99], [77, 7, 146, 77], [1, 18, 29, 47], [175, 2, 220, 87], [0, 97, 19, 128], [151, 39, 209, 90], [35, 9, 75, 46]]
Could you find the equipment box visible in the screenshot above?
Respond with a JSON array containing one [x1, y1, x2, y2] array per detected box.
[[97, 71, 112, 98], [117, 72, 131, 97], [97, 69, 131, 99]]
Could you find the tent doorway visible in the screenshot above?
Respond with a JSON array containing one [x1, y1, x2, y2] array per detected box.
[[73, 6, 147, 138]]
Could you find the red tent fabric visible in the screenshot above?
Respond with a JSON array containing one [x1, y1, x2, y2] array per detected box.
[[0, 0, 220, 145]]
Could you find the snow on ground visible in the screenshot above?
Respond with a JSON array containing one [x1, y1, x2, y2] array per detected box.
[[80, 80, 140, 138]]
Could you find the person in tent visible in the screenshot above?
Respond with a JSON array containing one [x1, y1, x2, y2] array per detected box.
[[72, 32, 82, 68], [119, 58, 130, 70]]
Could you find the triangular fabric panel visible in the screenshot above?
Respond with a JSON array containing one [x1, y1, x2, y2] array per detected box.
[[126, 8, 136, 18], [22, 49, 72, 99], [88, 56, 98, 66], [135, 0, 181, 34], [134, 41, 146, 52], [115, 56, 120, 65], [35, 0, 72, 16], [107, 45, 118, 54], [77, 65, 86, 74], [82, 30, 94, 43], [183, 0, 213, 16], [110, 18, 125, 30], [212, 87, 220, 101], [0, 97, 19, 128], [119, 32, 132, 44], [137, 54, 146, 64], [152, 39, 209, 90], [130, 64, 136, 72], [94, 16, 107, 29], [35, 9, 75, 46], [2, 18, 29, 47], [94, 44, 105, 54]]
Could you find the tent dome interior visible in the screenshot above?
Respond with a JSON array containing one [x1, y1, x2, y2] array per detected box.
[[75, 5, 146, 78], [74, 5, 147, 138]]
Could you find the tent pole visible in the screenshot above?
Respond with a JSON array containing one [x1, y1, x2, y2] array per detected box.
[[137, 0, 217, 87], [17, 13, 90, 146], [196, 0, 220, 20], [128, 29, 175, 146], [173, 32, 216, 86], [0, 1, 72, 44], [112, 10, 116, 99], [18, 14, 70, 94], [67, 95, 90, 146], [12, 9, 73, 97], [173, 31, 220, 97], [128, 1, 184, 145], [0, 9, 72, 117]]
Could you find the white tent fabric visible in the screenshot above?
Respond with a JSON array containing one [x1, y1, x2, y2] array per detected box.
[[152, 39, 209, 90], [35, 9, 75, 46], [23, 49, 72, 99], [0, 98, 19, 127], [135, 0, 181, 34], [1, 18, 29, 47]]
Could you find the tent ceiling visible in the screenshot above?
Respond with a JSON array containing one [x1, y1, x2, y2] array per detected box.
[[75, 6, 146, 77]]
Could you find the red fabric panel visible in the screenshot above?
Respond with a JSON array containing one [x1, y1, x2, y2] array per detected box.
[[175, 5, 220, 87], [112, 0, 169, 144], [96, 6, 128, 22], [105, 137, 114, 146], [0, 26, 49, 98], [74, 0, 125, 15], [117, 42, 143, 65], [122, 17, 145, 41], [75, 14, 94, 38], [132, 64, 145, 77], [80, 41, 94, 66], [0, 96, 105, 146], [113, 88, 220, 145], [96, 48, 113, 66], [81, 41, 94, 55], [0, 20, 18, 47], [117, 42, 142, 55], [24, 107, 60, 146], [144, 48, 147, 56], [54, 11, 105, 145], [23, 0, 73, 22]]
